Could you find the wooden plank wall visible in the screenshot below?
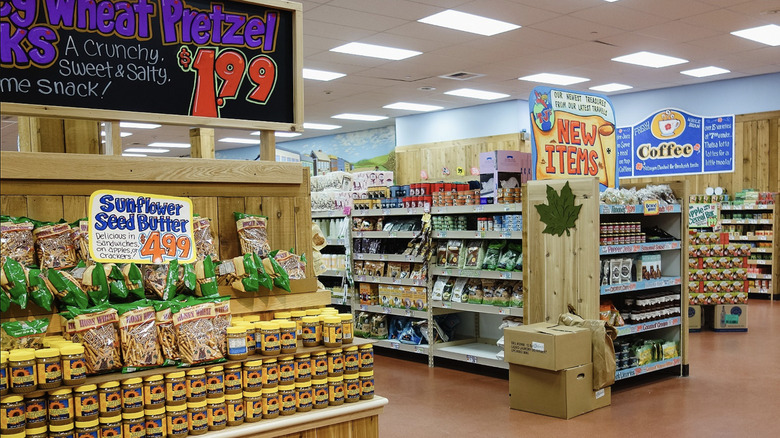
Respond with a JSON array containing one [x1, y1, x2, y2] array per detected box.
[[395, 133, 530, 185]]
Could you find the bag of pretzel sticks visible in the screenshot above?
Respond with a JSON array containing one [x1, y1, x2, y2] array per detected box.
[[218, 254, 260, 293], [63, 305, 122, 374], [142, 260, 182, 301], [153, 300, 181, 363], [254, 253, 274, 291], [120, 263, 146, 300], [27, 268, 54, 312], [194, 256, 219, 297], [33, 222, 79, 270], [170, 299, 224, 365], [0, 290, 9, 312], [44, 268, 89, 309], [273, 249, 306, 280], [263, 253, 291, 292], [0, 318, 49, 350], [115, 300, 164, 371], [234, 212, 271, 258], [1, 216, 36, 267], [211, 296, 231, 356], [80, 262, 110, 306], [193, 217, 218, 261], [1, 257, 29, 309]]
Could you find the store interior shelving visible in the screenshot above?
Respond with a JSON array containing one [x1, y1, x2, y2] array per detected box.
[[313, 211, 352, 306]]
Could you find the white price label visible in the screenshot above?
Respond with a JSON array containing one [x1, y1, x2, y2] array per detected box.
[[382, 307, 392, 314], [474, 206, 484, 212], [414, 346, 425, 354], [465, 355, 478, 364], [355, 253, 364, 259], [442, 302, 451, 309], [532, 341, 545, 352], [498, 307, 508, 315], [390, 232, 398, 238], [499, 272, 511, 279], [405, 310, 412, 317], [392, 342, 400, 350], [360, 305, 368, 311]]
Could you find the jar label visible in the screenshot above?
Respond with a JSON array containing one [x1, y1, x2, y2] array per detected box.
[[76, 429, 99, 438], [227, 401, 244, 422], [323, 326, 342, 344], [243, 369, 263, 389], [124, 420, 146, 438], [145, 418, 164, 438], [262, 395, 279, 415], [224, 371, 242, 391], [329, 384, 344, 402], [1, 404, 26, 429], [208, 406, 227, 427], [144, 383, 166, 405], [360, 352, 374, 368], [10, 365, 35, 388], [345, 354, 359, 372], [0, 367, 6, 390], [281, 393, 296, 414], [262, 332, 280, 352], [37, 361, 63, 384], [280, 331, 297, 350], [342, 325, 353, 340], [99, 390, 122, 413], [65, 358, 87, 380], [278, 363, 295, 384], [166, 381, 187, 402], [188, 411, 208, 432], [314, 358, 328, 377], [122, 387, 143, 409], [301, 325, 318, 343], [314, 386, 329, 406], [245, 332, 256, 348], [346, 381, 361, 399], [187, 378, 207, 398], [361, 378, 375, 396], [295, 359, 311, 379], [328, 355, 344, 374], [25, 399, 47, 425], [262, 365, 278, 386], [75, 393, 99, 417], [100, 424, 122, 438], [48, 396, 73, 421], [167, 413, 188, 435], [245, 399, 262, 420], [296, 389, 312, 409], [207, 374, 224, 395], [227, 338, 248, 356]]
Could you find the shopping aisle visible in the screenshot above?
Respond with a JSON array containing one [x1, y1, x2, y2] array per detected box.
[[375, 300, 779, 437]]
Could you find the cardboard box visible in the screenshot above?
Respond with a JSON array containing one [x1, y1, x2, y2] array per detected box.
[[504, 323, 591, 370], [688, 305, 701, 330], [713, 304, 748, 330], [509, 363, 611, 419], [359, 283, 378, 305], [478, 151, 532, 199]]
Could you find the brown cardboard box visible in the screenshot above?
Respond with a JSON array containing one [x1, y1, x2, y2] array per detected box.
[[713, 304, 748, 331], [504, 323, 591, 370], [688, 305, 701, 331], [509, 363, 611, 419]]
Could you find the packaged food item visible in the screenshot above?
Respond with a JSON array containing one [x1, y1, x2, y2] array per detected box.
[[0, 217, 36, 267], [8, 350, 37, 393], [482, 241, 506, 271], [153, 301, 180, 363], [170, 300, 223, 365], [44, 269, 89, 309], [431, 276, 449, 301], [35, 348, 62, 389], [66, 306, 121, 374], [261, 256, 292, 292], [116, 300, 163, 370], [497, 243, 522, 271], [445, 240, 462, 268], [193, 217, 218, 261], [462, 241, 484, 269], [465, 279, 484, 304], [33, 223, 78, 270], [481, 279, 496, 305], [26, 268, 54, 312], [510, 281, 523, 308], [0, 318, 49, 350], [82, 263, 130, 305], [436, 242, 447, 266], [212, 297, 232, 357], [234, 213, 270, 258], [72, 220, 92, 266], [119, 263, 145, 300], [0, 258, 29, 309], [141, 263, 179, 301], [450, 278, 468, 303], [272, 250, 306, 280]]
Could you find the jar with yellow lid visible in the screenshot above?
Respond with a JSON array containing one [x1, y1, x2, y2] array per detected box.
[[34, 348, 61, 389], [225, 327, 248, 361], [340, 313, 354, 344], [24, 391, 47, 428], [311, 351, 328, 379], [327, 349, 344, 377], [185, 369, 206, 403], [344, 346, 360, 373], [295, 381, 313, 413], [243, 390, 262, 423], [242, 360, 263, 391], [279, 321, 297, 355], [322, 316, 342, 348], [327, 376, 345, 406], [97, 382, 122, 415], [320, 307, 338, 315], [121, 410, 145, 438], [243, 315, 260, 323], [98, 414, 121, 438], [9, 350, 37, 393], [261, 358, 278, 388], [205, 366, 224, 399], [121, 378, 143, 413], [73, 384, 99, 421], [164, 404, 188, 438], [75, 418, 99, 438], [294, 353, 311, 382], [225, 392, 244, 427], [164, 372, 187, 406], [49, 422, 75, 438], [205, 397, 226, 431], [237, 323, 256, 355], [25, 424, 47, 438], [144, 407, 166, 438], [277, 356, 295, 385], [311, 378, 328, 410], [359, 371, 374, 400], [273, 311, 291, 320], [260, 387, 279, 419], [344, 373, 360, 403], [59, 344, 86, 387], [278, 384, 296, 416], [301, 317, 320, 348], [257, 321, 280, 356], [143, 375, 166, 409], [1, 350, 9, 396], [1, 394, 26, 433], [48, 387, 74, 425], [223, 364, 242, 395], [290, 311, 306, 336], [359, 344, 374, 371], [186, 400, 207, 436]]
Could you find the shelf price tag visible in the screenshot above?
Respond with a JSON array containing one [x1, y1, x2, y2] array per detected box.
[[360, 304, 368, 311], [474, 206, 484, 213], [355, 254, 364, 260], [382, 307, 392, 314], [404, 310, 412, 317], [414, 346, 425, 354], [392, 342, 400, 350], [499, 272, 511, 279], [498, 307, 508, 315], [390, 231, 398, 238], [465, 355, 478, 364]]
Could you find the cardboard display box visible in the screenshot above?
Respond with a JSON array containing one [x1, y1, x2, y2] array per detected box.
[[688, 305, 701, 331], [503, 323, 591, 370], [478, 151, 532, 199], [713, 304, 748, 331], [509, 363, 611, 419]]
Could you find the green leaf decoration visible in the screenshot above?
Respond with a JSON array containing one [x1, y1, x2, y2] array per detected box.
[[534, 181, 582, 237]]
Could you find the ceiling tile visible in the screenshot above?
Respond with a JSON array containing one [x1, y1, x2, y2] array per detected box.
[[525, 14, 625, 42], [303, 5, 408, 31], [619, 0, 721, 20], [325, 0, 439, 20]]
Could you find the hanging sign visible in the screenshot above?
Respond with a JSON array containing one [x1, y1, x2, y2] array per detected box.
[[88, 190, 195, 264], [0, 0, 301, 129], [456, 167, 465, 176], [688, 203, 720, 228], [643, 200, 660, 216], [617, 109, 734, 178], [529, 87, 618, 190]]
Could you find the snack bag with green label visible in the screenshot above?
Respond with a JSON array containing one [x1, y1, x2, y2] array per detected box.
[[263, 255, 291, 292], [194, 256, 219, 297], [234, 212, 270, 257], [28, 268, 54, 311], [46, 268, 89, 309], [0, 258, 29, 308], [253, 253, 273, 291], [115, 300, 164, 371]]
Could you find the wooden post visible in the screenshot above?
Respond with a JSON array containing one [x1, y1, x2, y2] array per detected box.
[[190, 127, 215, 159], [17, 117, 42, 152], [17, 117, 100, 154], [63, 119, 101, 154], [259, 130, 275, 161]]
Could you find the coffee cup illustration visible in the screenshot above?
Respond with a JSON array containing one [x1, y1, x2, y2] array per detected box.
[[657, 110, 681, 136]]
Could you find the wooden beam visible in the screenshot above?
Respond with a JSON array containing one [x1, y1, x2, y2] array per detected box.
[[259, 130, 276, 161], [63, 119, 101, 154], [190, 127, 215, 159], [16, 117, 41, 152]]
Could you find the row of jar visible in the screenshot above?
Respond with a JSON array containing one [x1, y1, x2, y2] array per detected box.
[[1, 371, 375, 437]]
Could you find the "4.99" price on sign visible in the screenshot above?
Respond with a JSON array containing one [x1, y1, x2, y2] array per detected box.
[[140, 231, 192, 264]]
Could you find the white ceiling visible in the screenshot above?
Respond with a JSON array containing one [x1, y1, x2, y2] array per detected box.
[[2, 0, 779, 157]]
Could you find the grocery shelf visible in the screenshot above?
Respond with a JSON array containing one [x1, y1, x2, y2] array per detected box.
[[312, 210, 347, 218], [727, 235, 772, 242], [615, 316, 681, 337], [747, 259, 772, 265], [748, 288, 773, 294], [353, 275, 427, 287], [352, 231, 419, 239], [720, 219, 773, 225], [600, 277, 682, 295], [325, 238, 348, 246], [720, 204, 774, 211], [430, 266, 522, 280], [373, 339, 429, 355], [749, 247, 772, 253], [433, 340, 507, 370], [353, 207, 427, 217], [331, 297, 349, 306], [432, 230, 521, 239], [355, 303, 428, 319], [599, 240, 681, 255], [430, 203, 522, 214], [320, 269, 347, 277], [353, 253, 426, 263], [747, 273, 773, 280], [599, 204, 682, 215], [615, 356, 682, 381], [432, 300, 523, 317]]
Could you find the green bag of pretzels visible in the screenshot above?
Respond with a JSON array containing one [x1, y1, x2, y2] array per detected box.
[[46, 268, 89, 309], [253, 253, 274, 291], [264, 251, 291, 292], [0, 258, 29, 308], [194, 256, 219, 297], [28, 268, 54, 312]]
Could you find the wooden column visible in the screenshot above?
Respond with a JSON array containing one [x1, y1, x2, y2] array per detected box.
[[63, 119, 101, 154], [259, 130, 275, 161], [16, 117, 100, 154], [102, 121, 123, 155], [190, 127, 215, 159]]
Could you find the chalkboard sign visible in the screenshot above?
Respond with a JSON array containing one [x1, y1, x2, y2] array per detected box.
[[0, 0, 302, 130]]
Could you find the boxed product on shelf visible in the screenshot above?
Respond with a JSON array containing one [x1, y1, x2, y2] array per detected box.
[[351, 171, 394, 190], [359, 283, 379, 305], [478, 151, 532, 202], [688, 305, 702, 330], [635, 253, 662, 280], [713, 304, 748, 330]]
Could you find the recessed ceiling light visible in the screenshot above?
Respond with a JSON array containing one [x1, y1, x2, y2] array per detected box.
[[218, 138, 260, 145], [303, 123, 342, 130], [148, 142, 191, 148], [383, 102, 443, 112], [444, 88, 509, 100], [123, 147, 169, 153], [680, 66, 730, 78], [519, 73, 589, 85], [275, 132, 303, 138], [731, 24, 780, 46], [302, 68, 346, 81], [418, 10, 520, 36], [121, 153, 147, 157], [612, 51, 688, 68], [119, 122, 161, 129], [330, 42, 421, 61], [331, 113, 389, 121], [120, 132, 132, 137], [589, 83, 633, 92], [604, 0, 620, 3]]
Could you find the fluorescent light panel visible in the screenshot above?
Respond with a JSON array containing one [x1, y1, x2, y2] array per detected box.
[[331, 113, 388, 121], [119, 122, 161, 129], [121, 153, 147, 157], [519, 73, 589, 85], [731, 24, 780, 46], [219, 138, 260, 145], [120, 132, 132, 137], [681, 66, 730, 78], [418, 10, 520, 36], [302, 68, 346, 81], [612, 51, 688, 68], [303, 123, 342, 130], [383, 102, 443, 112], [275, 132, 302, 138], [330, 42, 421, 61], [444, 88, 509, 100], [123, 147, 169, 153], [590, 83, 633, 92], [148, 142, 191, 148]]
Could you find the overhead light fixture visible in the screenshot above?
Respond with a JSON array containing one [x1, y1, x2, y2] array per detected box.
[[123, 147, 169, 153], [331, 113, 389, 121], [302, 68, 346, 81], [444, 88, 509, 100], [589, 83, 633, 92], [148, 142, 191, 148], [612, 51, 688, 68], [120, 132, 132, 137], [218, 138, 260, 145], [519, 73, 589, 85], [418, 10, 520, 36], [330, 42, 421, 60], [275, 132, 303, 138], [731, 24, 780, 46], [383, 102, 443, 112], [100, 131, 106, 136], [119, 122, 161, 129], [303, 123, 342, 130], [603, 0, 620, 3], [121, 153, 147, 157], [681, 66, 730, 78]]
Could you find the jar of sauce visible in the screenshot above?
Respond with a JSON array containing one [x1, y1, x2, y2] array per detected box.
[[97, 382, 122, 415], [73, 384, 99, 421], [34, 348, 61, 390], [8, 350, 37, 394], [225, 392, 244, 427]]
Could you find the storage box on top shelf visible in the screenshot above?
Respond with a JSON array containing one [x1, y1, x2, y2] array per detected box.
[[713, 304, 748, 331], [688, 305, 702, 331], [503, 322, 591, 370], [351, 171, 394, 191], [478, 151, 532, 201]]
